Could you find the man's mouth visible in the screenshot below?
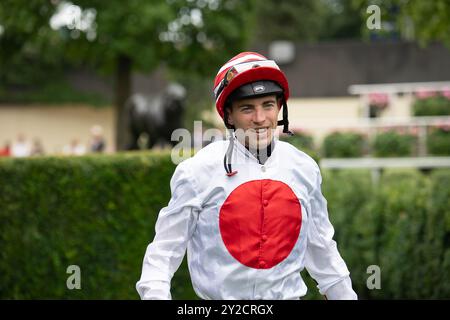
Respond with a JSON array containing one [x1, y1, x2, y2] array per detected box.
[[254, 127, 269, 133]]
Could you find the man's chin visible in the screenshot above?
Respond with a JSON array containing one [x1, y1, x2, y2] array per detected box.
[[248, 136, 271, 150], [235, 128, 274, 149]]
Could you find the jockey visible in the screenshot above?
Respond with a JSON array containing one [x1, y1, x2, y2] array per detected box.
[[136, 52, 357, 300]]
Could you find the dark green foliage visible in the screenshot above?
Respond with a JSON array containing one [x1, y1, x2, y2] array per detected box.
[[352, 0, 450, 47], [322, 169, 450, 299], [281, 131, 314, 150], [427, 127, 450, 156], [0, 152, 199, 299], [280, 131, 320, 164], [322, 132, 367, 158], [0, 80, 111, 106], [373, 131, 416, 157], [413, 96, 450, 117]]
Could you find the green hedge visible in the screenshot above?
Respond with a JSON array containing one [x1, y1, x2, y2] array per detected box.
[[322, 169, 450, 299], [322, 132, 367, 158], [413, 95, 450, 116], [0, 152, 196, 299], [373, 131, 416, 157], [1, 153, 449, 299], [280, 131, 319, 164], [427, 127, 450, 156]]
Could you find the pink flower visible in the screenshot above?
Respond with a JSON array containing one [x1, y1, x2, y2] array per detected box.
[[415, 88, 436, 99], [368, 93, 389, 109], [441, 87, 450, 100], [409, 126, 419, 136], [436, 124, 450, 132]]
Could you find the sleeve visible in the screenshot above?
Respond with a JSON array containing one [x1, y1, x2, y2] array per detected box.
[[304, 169, 358, 300], [135, 160, 202, 300]]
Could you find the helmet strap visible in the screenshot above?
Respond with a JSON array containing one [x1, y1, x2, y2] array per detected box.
[[223, 130, 238, 177], [277, 100, 294, 136]]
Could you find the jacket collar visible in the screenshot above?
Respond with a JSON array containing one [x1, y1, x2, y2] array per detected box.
[[232, 133, 277, 165]]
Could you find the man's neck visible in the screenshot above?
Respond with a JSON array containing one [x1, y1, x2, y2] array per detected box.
[[245, 142, 274, 165]]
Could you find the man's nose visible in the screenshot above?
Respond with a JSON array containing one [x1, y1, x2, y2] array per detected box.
[[252, 106, 266, 124]]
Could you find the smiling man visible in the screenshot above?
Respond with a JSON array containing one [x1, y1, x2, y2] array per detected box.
[[136, 52, 357, 300], [224, 81, 284, 165]]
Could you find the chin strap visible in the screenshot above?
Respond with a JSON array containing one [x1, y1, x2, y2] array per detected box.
[[277, 100, 294, 136], [223, 130, 238, 177]]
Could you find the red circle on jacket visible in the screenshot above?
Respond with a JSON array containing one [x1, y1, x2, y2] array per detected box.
[[219, 179, 302, 269]]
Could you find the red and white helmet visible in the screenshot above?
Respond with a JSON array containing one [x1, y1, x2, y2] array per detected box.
[[213, 52, 290, 120], [214, 52, 294, 177]]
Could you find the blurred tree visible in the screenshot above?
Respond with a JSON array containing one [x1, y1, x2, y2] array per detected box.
[[252, 0, 326, 42], [158, 0, 256, 132], [63, 0, 257, 149], [396, 0, 450, 46], [0, 0, 63, 88], [251, 0, 363, 43], [320, 0, 364, 41], [0, 0, 256, 150], [352, 0, 450, 46]]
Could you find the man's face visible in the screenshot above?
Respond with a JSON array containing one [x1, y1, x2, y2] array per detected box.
[[227, 94, 281, 150]]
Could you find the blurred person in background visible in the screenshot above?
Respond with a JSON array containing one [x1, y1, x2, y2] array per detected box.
[[0, 141, 11, 157], [63, 138, 86, 156], [89, 125, 106, 153], [11, 134, 31, 158], [30, 138, 45, 156]]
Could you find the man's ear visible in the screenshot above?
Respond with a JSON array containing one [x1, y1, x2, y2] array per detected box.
[[227, 115, 234, 126], [277, 97, 283, 109], [226, 107, 234, 126]]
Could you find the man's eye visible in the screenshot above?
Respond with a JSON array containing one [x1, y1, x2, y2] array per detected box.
[[264, 104, 275, 108]]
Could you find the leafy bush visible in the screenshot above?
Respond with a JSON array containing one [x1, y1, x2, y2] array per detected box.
[[413, 95, 450, 116], [373, 131, 416, 157], [280, 130, 319, 163], [322, 131, 366, 158], [427, 126, 450, 155], [280, 130, 314, 150], [322, 169, 450, 299], [0, 152, 197, 299]]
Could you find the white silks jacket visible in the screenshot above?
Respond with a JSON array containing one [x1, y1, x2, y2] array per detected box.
[[136, 135, 358, 300]]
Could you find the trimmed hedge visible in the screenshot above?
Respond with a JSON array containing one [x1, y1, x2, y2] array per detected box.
[[427, 127, 450, 156], [322, 132, 366, 158], [0, 152, 196, 299], [1, 153, 449, 299], [322, 169, 450, 299], [373, 131, 416, 157], [413, 95, 450, 116], [280, 131, 319, 164]]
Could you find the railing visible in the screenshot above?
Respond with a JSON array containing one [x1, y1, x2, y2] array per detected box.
[[347, 81, 450, 156], [320, 156, 450, 169], [348, 80, 450, 118], [348, 81, 450, 95], [320, 156, 450, 183], [291, 115, 450, 157]]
